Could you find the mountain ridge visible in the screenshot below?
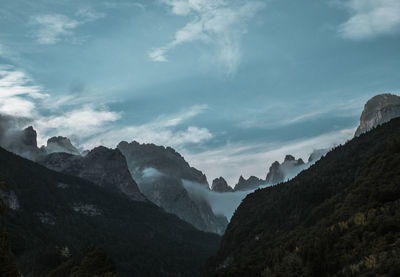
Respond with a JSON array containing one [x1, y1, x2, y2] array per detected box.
[[204, 117, 400, 276]]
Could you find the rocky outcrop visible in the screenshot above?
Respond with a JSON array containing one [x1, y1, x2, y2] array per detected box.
[[39, 146, 146, 202], [117, 140, 228, 234], [4, 126, 43, 160], [355, 93, 400, 136], [234, 175, 264, 191], [266, 155, 305, 184], [212, 177, 233, 192], [45, 136, 80, 155], [117, 141, 208, 186]]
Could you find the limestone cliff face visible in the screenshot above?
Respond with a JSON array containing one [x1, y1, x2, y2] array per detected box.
[[355, 94, 400, 137], [117, 140, 228, 235], [212, 177, 233, 192], [39, 146, 146, 202], [234, 176, 264, 191], [1, 126, 43, 160], [45, 136, 80, 155], [265, 155, 305, 185]]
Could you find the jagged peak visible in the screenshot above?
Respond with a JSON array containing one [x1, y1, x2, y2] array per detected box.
[[284, 155, 295, 162]]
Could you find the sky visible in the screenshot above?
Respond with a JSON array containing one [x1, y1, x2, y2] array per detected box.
[[0, 0, 399, 185]]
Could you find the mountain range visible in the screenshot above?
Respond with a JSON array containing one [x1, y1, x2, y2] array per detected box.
[[0, 93, 399, 276], [205, 106, 400, 276], [0, 145, 220, 276]]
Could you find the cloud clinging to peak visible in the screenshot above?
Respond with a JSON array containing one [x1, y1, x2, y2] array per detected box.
[[338, 0, 400, 39], [149, 0, 266, 74]]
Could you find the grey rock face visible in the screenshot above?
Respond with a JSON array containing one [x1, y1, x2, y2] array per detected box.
[[45, 136, 80, 155], [39, 146, 146, 202], [234, 176, 264, 191], [265, 161, 284, 184], [1, 125, 43, 160], [117, 140, 228, 234], [118, 141, 209, 186], [211, 177, 233, 192], [266, 155, 305, 185], [355, 94, 400, 137]]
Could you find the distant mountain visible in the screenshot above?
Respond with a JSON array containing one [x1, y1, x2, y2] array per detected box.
[[0, 125, 43, 160], [117, 141, 228, 235], [355, 93, 400, 136], [205, 118, 400, 276], [44, 136, 80, 155], [215, 153, 320, 193], [0, 146, 220, 276], [38, 146, 146, 202], [234, 175, 264, 191], [265, 154, 305, 184], [211, 177, 233, 193]]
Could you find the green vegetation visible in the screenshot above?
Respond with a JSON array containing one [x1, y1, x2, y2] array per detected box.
[[206, 118, 400, 276]]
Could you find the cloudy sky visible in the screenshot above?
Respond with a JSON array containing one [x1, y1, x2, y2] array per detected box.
[[0, 0, 399, 184]]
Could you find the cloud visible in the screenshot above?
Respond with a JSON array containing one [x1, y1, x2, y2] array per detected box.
[[0, 64, 211, 150], [75, 7, 105, 22], [183, 128, 355, 185], [238, 99, 364, 129], [338, 0, 400, 39], [35, 105, 121, 142], [149, 0, 266, 74], [31, 14, 80, 44], [83, 105, 212, 149], [31, 9, 104, 45], [0, 66, 48, 117]]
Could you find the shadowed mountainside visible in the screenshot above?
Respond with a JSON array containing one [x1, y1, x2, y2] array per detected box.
[[205, 118, 400, 276], [118, 141, 228, 235], [0, 146, 220, 276]]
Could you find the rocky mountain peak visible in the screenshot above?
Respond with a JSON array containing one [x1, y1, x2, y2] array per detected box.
[[234, 175, 264, 191], [117, 140, 228, 234], [21, 126, 37, 147], [117, 140, 209, 186], [211, 177, 233, 193], [284, 155, 295, 162], [355, 93, 400, 136], [46, 136, 80, 155], [39, 146, 146, 202], [266, 161, 284, 184], [266, 155, 306, 184]]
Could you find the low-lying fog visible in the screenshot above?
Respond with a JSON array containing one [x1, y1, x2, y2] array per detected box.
[[182, 180, 272, 220]]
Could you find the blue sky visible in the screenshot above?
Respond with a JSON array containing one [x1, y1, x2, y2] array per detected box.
[[0, 0, 399, 184]]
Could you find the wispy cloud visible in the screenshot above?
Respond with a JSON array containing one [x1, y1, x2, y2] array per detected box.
[[31, 8, 104, 45], [31, 14, 80, 44], [183, 128, 355, 184], [149, 0, 266, 74], [238, 99, 364, 129], [0, 64, 211, 149], [338, 0, 400, 39], [0, 66, 48, 117], [35, 105, 121, 141], [83, 105, 212, 149]]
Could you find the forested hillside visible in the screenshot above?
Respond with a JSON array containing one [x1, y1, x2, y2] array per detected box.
[[205, 118, 400, 276]]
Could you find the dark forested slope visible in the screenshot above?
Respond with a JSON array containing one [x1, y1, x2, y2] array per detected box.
[[206, 118, 400, 277], [0, 147, 220, 276]]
